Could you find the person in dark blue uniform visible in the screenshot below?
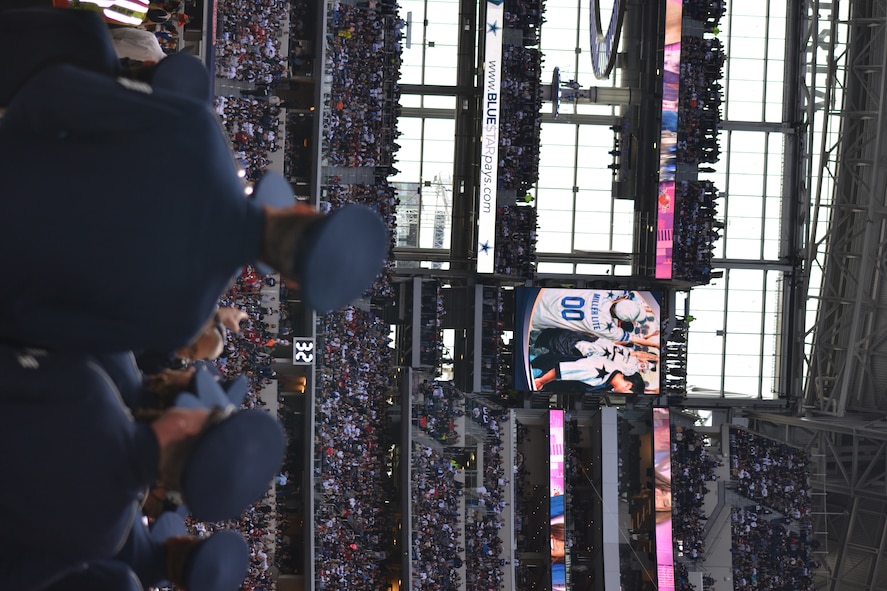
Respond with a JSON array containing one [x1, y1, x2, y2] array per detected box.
[[0, 9, 388, 354], [0, 344, 285, 591]]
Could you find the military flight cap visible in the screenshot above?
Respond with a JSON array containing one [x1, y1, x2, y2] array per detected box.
[[296, 202, 388, 313], [250, 172, 389, 310], [183, 530, 249, 591], [174, 366, 233, 410], [182, 408, 286, 522]]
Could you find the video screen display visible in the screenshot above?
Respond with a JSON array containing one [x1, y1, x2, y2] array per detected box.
[[550, 409, 566, 591], [655, 0, 684, 279], [653, 408, 675, 591], [514, 288, 662, 394]]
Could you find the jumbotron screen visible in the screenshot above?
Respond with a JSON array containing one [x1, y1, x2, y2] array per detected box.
[[550, 410, 566, 591], [653, 408, 675, 591], [513, 288, 662, 394], [655, 0, 684, 278]]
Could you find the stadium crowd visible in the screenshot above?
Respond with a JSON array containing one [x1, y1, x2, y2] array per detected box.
[[495, 204, 538, 278], [672, 180, 722, 282], [411, 443, 465, 591], [731, 506, 817, 591], [464, 399, 510, 591], [676, 35, 725, 165], [418, 281, 446, 369], [315, 307, 395, 591], [663, 315, 692, 401], [499, 45, 543, 194], [415, 380, 463, 445], [683, 0, 727, 30], [500, 0, 546, 192], [214, 267, 282, 399], [215, 96, 282, 182], [480, 286, 513, 397], [671, 425, 720, 561], [322, 1, 403, 168], [215, 0, 289, 83], [730, 428, 812, 520]]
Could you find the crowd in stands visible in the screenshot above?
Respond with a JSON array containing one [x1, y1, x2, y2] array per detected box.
[[418, 281, 446, 368], [657, 1, 725, 284], [730, 428, 812, 520], [185, 490, 279, 590], [663, 315, 692, 399], [215, 0, 289, 83], [215, 96, 282, 181], [480, 287, 512, 397], [128, 0, 190, 55], [503, 0, 547, 184], [494, 0, 545, 200], [172, 264, 285, 590], [683, 0, 727, 30], [315, 307, 395, 591], [415, 380, 463, 445], [504, 0, 546, 34], [672, 179, 722, 283], [322, 2, 403, 168], [729, 428, 816, 589], [677, 35, 724, 165], [494, 205, 537, 278], [499, 45, 543, 194], [731, 506, 817, 591], [464, 399, 510, 591], [411, 443, 465, 591], [675, 562, 697, 591], [215, 267, 282, 398], [671, 426, 720, 561], [317, 0, 405, 302]]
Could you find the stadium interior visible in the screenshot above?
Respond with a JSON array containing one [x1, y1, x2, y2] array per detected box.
[[12, 0, 887, 590]]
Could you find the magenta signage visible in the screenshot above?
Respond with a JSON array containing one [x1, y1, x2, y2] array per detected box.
[[653, 408, 674, 591], [550, 410, 566, 591], [655, 0, 683, 279]]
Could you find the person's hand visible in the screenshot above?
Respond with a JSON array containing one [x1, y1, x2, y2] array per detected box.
[[216, 307, 248, 333], [150, 406, 211, 450]]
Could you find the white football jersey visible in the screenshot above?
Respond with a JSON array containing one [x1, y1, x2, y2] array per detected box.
[[531, 288, 634, 343]]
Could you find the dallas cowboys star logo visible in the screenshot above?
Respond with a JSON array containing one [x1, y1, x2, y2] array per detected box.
[[596, 366, 608, 379], [479, 241, 491, 254], [607, 291, 615, 299], [605, 322, 613, 331], [488, 21, 500, 35]]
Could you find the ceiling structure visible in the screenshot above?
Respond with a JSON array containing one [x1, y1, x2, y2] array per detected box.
[[390, 0, 887, 587]]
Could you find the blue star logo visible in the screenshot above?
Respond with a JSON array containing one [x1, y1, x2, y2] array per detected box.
[[596, 366, 608, 379], [479, 241, 491, 254], [488, 21, 499, 35], [605, 322, 614, 331]]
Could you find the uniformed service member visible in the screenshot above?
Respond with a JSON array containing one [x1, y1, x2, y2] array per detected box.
[[0, 8, 388, 354], [0, 344, 285, 591]]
